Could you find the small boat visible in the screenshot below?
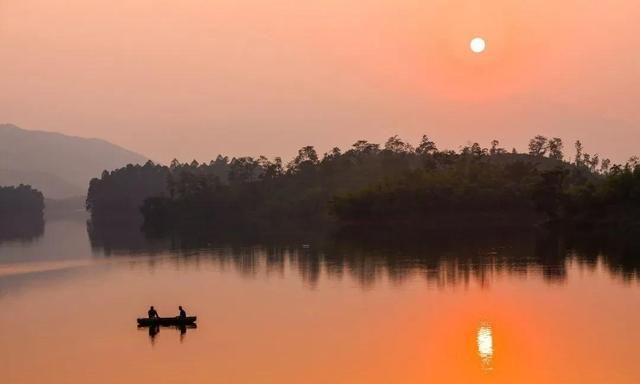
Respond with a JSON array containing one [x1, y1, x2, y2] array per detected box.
[[137, 316, 197, 326]]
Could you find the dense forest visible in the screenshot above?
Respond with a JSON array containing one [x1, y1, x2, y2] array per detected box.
[[0, 184, 44, 217], [85, 135, 640, 231], [0, 185, 45, 242]]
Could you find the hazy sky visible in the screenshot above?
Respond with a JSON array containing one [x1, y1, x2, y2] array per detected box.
[[1, 0, 638, 163]]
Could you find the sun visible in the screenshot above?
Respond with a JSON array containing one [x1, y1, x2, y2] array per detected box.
[[470, 37, 486, 54]]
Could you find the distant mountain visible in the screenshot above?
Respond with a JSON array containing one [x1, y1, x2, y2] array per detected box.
[[0, 124, 148, 199], [0, 168, 81, 198]]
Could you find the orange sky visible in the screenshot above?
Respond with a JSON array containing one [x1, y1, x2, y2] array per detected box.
[[1, 0, 639, 163]]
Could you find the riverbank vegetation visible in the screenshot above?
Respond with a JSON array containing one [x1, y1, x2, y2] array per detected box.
[[0, 184, 44, 217], [0, 185, 45, 242], [85, 135, 639, 231]]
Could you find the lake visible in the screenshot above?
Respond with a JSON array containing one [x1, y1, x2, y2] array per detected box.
[[1, 217, 640, 383]]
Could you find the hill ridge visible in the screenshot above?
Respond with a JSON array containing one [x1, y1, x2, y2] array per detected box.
[[0, 124, 148, 198]]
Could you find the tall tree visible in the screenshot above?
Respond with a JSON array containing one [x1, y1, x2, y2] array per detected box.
[[490, 140, 499, 155], [574, 141, 583, 166], [384, 135, 413, 153], [528, 135, 548, 157], [416, 135, 437, 155], [548, 138, 564, 160]]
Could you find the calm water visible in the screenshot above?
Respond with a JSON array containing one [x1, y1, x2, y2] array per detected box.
[[1, 217, 640, 383]]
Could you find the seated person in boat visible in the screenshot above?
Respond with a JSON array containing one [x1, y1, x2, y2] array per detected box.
[[178, 306, 186, 319], [148, 306, 159, 319]]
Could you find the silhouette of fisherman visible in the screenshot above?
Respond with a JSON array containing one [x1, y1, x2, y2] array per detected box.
[[178, 306, 186, 319], [148, 306, 159, 319]]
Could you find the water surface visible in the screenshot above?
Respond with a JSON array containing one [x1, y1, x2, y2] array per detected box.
[[1, 218, 639, 383]]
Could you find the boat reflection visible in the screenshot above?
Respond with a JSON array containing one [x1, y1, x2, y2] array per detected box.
[[139, 323, 197, 344]]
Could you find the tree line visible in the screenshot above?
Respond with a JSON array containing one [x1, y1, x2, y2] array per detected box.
[[0, 184, 44, 217], [85, 135, 639, 231], [0, 185, 45, 243]]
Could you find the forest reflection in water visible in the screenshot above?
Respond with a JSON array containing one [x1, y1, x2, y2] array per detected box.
[[86, 218, 640, 288], [0, 215, 44, 244]]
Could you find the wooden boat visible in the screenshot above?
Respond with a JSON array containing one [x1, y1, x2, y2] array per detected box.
[[137, 316, 197, 326]]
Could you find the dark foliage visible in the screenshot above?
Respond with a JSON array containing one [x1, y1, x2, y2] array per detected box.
[[561, 161, 640, 229], [0, 184, 44, 217], [84, 135, 639, 231], [87, 161, 170, 217], [0, 184, 45, 243]]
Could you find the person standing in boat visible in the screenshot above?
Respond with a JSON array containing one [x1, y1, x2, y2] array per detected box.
[[178, 306, 186, 319], [148, 306, 159, 319]]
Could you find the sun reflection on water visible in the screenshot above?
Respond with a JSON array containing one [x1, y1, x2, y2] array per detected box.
[[477, 322, 494, 372]]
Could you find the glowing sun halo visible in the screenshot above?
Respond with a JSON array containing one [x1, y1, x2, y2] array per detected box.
[[470, 37, 486, 53]]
